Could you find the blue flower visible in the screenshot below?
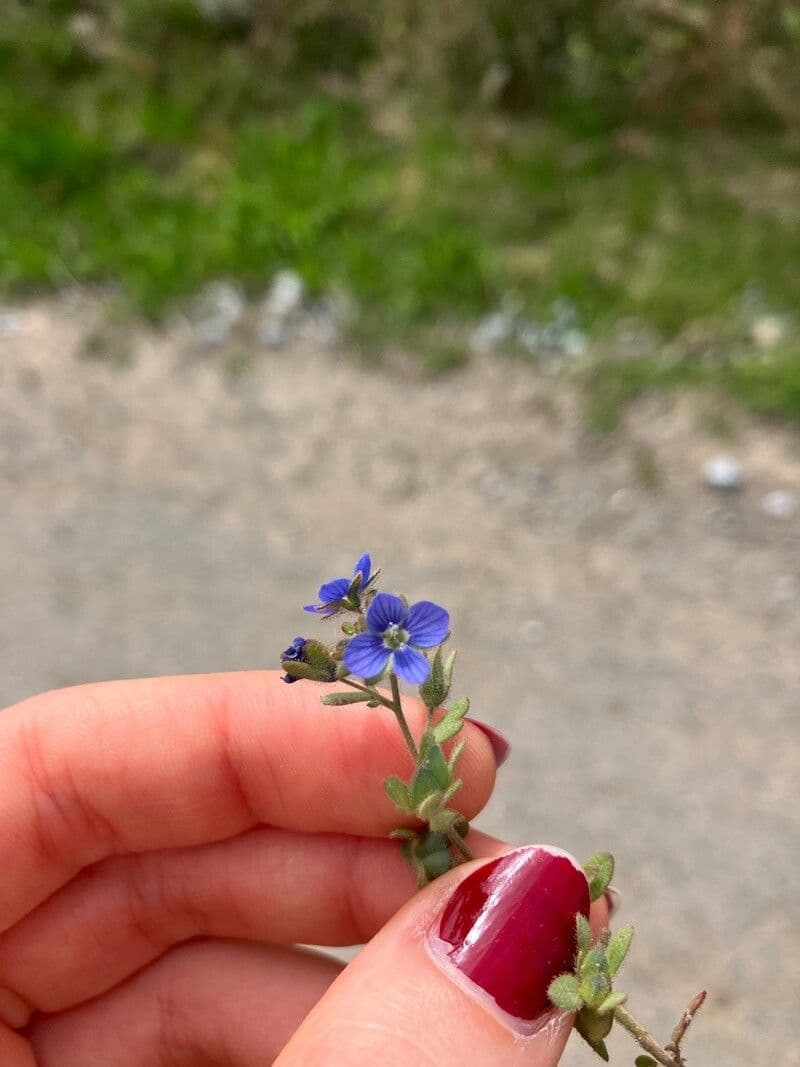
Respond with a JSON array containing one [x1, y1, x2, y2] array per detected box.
[[344, 593, 449, 684], [304, 553, 375, 616], [281, 636, 308, 684]]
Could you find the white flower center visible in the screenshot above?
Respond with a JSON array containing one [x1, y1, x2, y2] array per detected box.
[[382, 623, 409, 650]]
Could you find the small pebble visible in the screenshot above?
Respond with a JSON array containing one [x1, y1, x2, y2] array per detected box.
[[704, 456, 744, 491], [750, 314, 787, 351], [760, 490, 798, 521]]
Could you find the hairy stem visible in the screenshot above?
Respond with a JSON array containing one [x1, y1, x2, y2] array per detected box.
[[614, 1006, 679, 1067], [447, 826, 473, 861], [389, 672, 418, 760], [341, 678, 394, 711]]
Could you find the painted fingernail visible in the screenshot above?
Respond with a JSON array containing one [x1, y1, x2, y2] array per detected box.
[[604, 885, 622, 917], [466, 718, 511, 767], [433, 846, 590, 1029]]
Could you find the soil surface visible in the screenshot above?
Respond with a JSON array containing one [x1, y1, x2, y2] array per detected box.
[[1, 294, 798, 1065]]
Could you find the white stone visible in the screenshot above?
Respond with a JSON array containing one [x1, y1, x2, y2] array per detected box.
[[703, 456, 744, 491], [750, 314, 787, 351], [760, 490, 798, 520], [262, 270, 305, 320], [470, 312, 515, 353]]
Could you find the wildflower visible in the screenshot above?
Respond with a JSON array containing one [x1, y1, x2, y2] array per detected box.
[[304, 553, 375, 616], [344, 592, 449, 684], [281, 636, 308, 683]]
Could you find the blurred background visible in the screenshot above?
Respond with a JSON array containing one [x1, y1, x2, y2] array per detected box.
[[1, 2, 799, 1064]]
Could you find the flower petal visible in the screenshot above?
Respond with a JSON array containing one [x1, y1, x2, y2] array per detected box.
[[344, 633, 390, 680], [318, 577, 351, 604], [353, 553, 372, 584], [406, 600, 450, 648], [366, 592, 408, 633], [393, 645, 431, 684]]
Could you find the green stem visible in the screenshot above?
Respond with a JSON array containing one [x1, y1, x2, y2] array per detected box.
[[341, 678, 394, 711], [614, 1006, 679, 1067], [389, 672, 418, 760]]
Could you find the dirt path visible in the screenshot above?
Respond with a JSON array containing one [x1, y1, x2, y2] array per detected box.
[[1, 294, 798, 1065]]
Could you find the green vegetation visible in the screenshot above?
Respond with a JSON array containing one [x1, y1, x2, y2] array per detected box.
[[1, 2, 799, 421]]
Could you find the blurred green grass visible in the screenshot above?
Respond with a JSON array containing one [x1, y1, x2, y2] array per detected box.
[[1, 2, 799, 419]]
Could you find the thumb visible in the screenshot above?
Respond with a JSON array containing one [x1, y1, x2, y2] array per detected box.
[[278, 845, 609, 1067]]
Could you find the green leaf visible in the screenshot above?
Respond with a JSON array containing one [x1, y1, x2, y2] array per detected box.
[[447, 737, 466, 771], [410, 766, 441, 807], [584, 852, 615, 902], [597, 990, 627, 1014], [418, 729, 436, 761], [416, 791, 444, 820], [576, 1006, 614, 1044], [426, 744, 451, 789], [576, 913, 593, 951], [428, 808, 459, 833], [580, 971, 611, 1009], [607, 924, 634, 977], [443, 649, 457, 689], [419, 649, 447, 711], [433, 695, 471, 743], [320, 690, 373, 705], [441, 777, 463, 805], [548, 973, 583, 1012], [384, 776, 412, 811], [635, 1058, 658, 1067], [580, 944, 609, 979], [420, 848, 453, 880]]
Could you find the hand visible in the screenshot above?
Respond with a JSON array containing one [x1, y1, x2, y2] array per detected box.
[[0, 672, 608, 1065]]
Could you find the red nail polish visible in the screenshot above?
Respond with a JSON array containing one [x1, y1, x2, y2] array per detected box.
[[466, 718, 511, 767], [435, 846, 589, 1025]]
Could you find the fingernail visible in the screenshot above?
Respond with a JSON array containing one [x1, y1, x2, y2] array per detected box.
[[604, 885, 622, 917], [432, 846, 590, 1030], [466, 718, 511, 767]]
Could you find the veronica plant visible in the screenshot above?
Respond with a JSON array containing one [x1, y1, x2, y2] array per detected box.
[[281, 555, 706, 1062]]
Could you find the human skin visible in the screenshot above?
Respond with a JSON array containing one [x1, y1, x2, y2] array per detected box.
[[0, 672, 609, 1065]]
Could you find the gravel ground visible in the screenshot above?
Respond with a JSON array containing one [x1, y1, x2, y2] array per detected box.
[[1, 294, 798, 1065]]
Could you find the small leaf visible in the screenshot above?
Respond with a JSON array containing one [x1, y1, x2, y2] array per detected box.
[[421, 743, 450, 789], [441, 777, 463, 805], [428, 808, 459, 833], [418, 729, 436, 761], [443, 649, 457, 689], [433, 696, 471, 744], [607, 924, 634, 977], [576, 913, 593, 951], [447, 737, 466, 771], [580, 944, 609, 979], [580, 971, 611, 1009], [597, 990, 627, 1014], [548, 974, 583, 1012], [320, 691, 373, 706], [416, 791, 444, 820], [419, 649, 447, 711], [420, 848, 454, 880], [583, 852, 615, 902], [384, 776, 412, 811], [410, 766, 441, 807], [592, 1039, 610, 1062], [635, 1058, 658, 1067]]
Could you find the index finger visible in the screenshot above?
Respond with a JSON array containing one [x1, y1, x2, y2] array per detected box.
[[0, 671, 497, 933]]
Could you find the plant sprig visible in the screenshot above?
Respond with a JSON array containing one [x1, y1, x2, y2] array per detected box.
[[548, 852, 706, 1065]]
